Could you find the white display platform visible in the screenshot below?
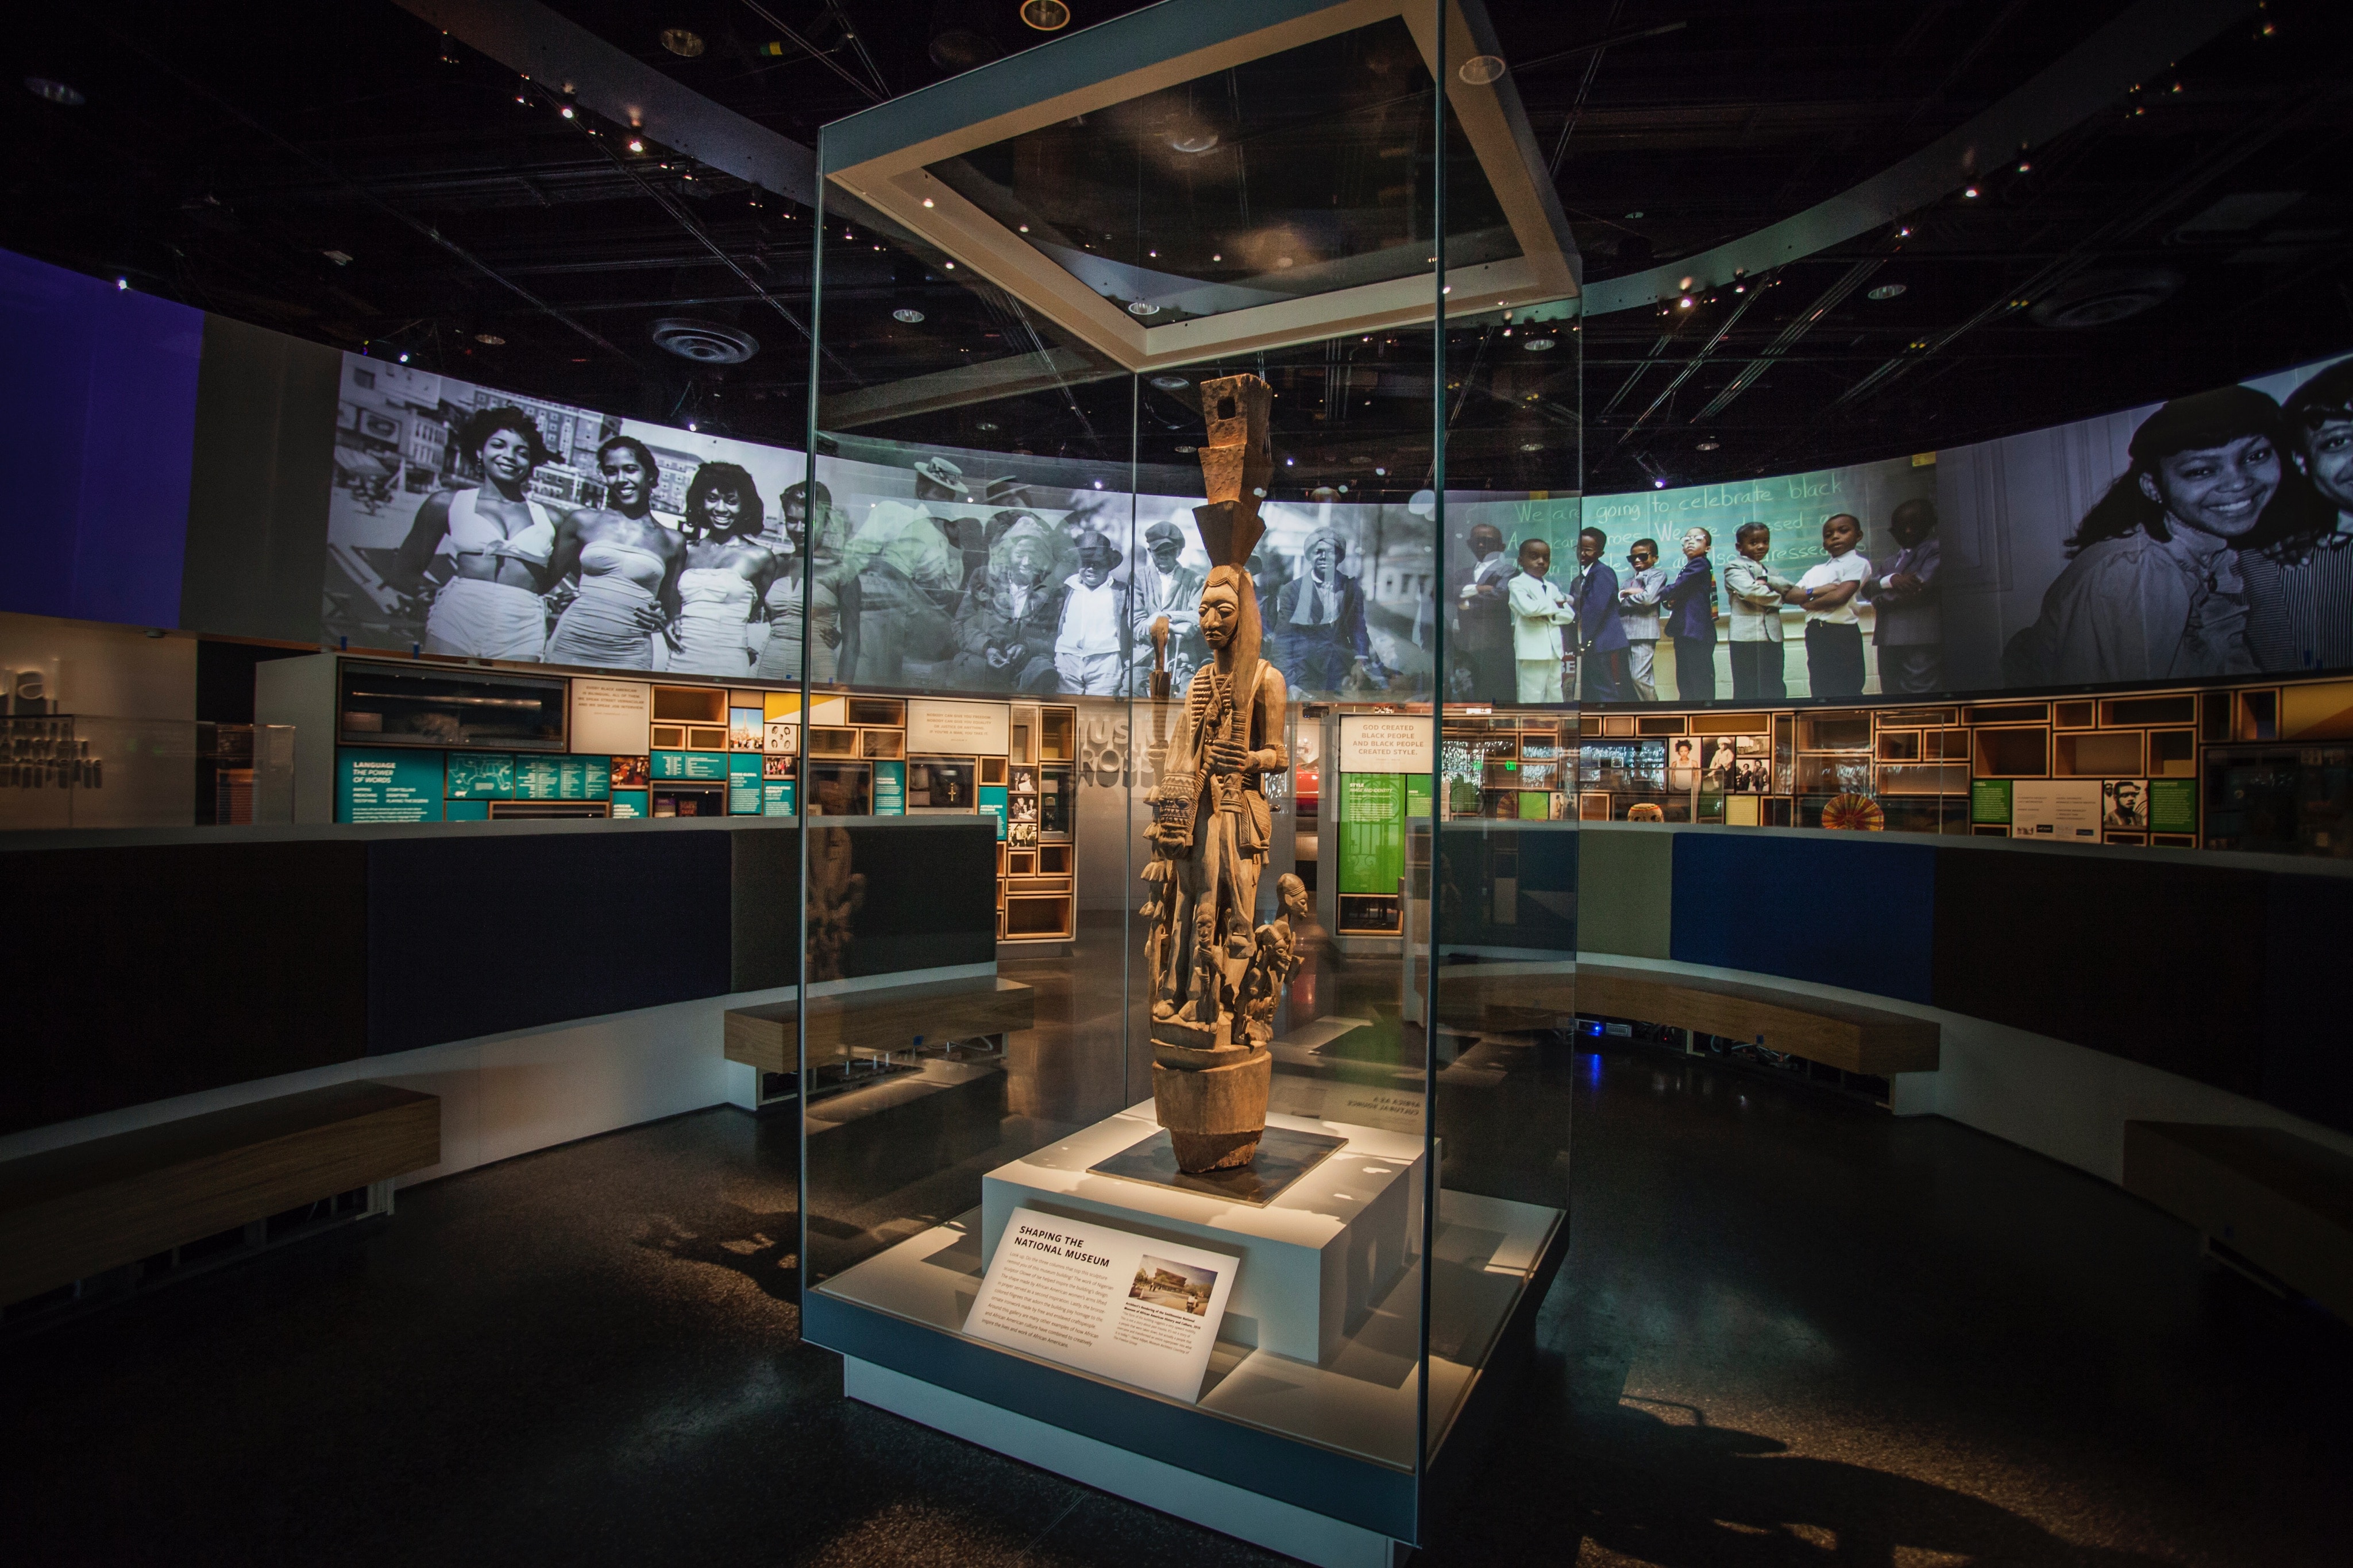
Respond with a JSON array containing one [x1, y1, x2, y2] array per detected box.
[[821, 1165, 1558, 1469], [979, 1101, 1422, 1363]]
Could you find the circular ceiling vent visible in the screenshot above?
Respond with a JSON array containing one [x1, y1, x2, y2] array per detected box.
[[2028, 268, 2184, 329], [650, 318, 759, 363]]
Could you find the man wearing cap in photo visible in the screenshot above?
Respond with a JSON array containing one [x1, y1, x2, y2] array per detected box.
[[1131, 517, 1205, 694], [1055, 528, 1129, 695], [840, 457, 969, 684]]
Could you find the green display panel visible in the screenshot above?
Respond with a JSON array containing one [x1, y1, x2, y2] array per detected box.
[[443, 799, 491, 821], [728, 754, 763, 816], [337, 747, 443, 824], [1338, 774, 1404, 895], [445, 752, 514, 800], [1970, 778, 2013, 825], [1518, 791, 1550, 820], [2148, 777, 2197, 834], [873, 760, 906, 815], [978, 783, 1009, 841], [652, 750, 730, 781], [516, 755, 612, 800], [610, 789, 649, 820], [763, 781, 796, 816]]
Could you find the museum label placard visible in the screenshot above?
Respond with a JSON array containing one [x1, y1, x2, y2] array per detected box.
[[966, 1207, 1240, 1404]]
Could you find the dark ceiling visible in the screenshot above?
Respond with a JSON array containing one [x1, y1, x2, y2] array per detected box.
[[6, 0, 2350, 497]]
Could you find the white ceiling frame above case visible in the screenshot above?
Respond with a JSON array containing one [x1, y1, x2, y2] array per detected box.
[[819, 0, 1580, 376]]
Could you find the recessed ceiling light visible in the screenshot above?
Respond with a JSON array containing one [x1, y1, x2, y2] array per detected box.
[[474, 333, 505, 346], [1020, 0, 1071, 30], [893, 308, 925, 323], [661, 28, 705, 57], [1523, 338, 1555, 351], [323, 249, 353, 267], [24, 77, 84, 107], [1174, 445, 1196, 454], [1520, 442, 1542, 453], [1128, 302, 1162, 315], [921, 198, 935, 208], [1149, 374, 1189, 391], [1459, 55, 1506, 85], [1866, 283, 1908, 301], [1963, 186, 1980, 198], [1696, 439, 1720, 451], [1624, 210, 1645, 220], [627, 138, 645, 153]]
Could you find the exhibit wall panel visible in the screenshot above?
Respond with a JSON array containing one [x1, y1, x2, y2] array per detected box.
[[0, 839, 370, 1134], [2260, 871, 2353, 1133], [0, 247, 203, 629], [1574, 826, 1672, 960], [181, 315, 344, 644], [1669, 832, 1937, 1005], [1927, 850, 2270, 1100], [365, 830, 735, 1055]]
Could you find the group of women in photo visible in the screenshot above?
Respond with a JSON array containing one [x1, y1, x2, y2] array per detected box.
[[391, 407, 838, 677]]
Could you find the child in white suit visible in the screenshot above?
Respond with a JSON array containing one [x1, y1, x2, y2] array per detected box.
[[1507, 537, 1575, 703]]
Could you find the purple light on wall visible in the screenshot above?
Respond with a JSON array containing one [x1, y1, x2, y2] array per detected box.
[[0, 248, 203, 627]]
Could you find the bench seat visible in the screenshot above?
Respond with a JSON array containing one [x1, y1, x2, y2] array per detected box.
[[726, 975, 1036, 1075], [2122, 1121, 2353, 1323], [1432, 959, 1941, 1077], [0, 1081, 441, 1307]]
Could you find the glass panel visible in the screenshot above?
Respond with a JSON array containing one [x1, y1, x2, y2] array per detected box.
[[925, 18, 1518, 326]]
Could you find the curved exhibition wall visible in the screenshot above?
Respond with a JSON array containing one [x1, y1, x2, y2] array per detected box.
[[6, 241, 2350, 706]]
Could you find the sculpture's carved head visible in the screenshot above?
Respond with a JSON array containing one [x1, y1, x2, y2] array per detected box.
[[1276, 871, 1310, 922], [1198, 568, 1245, 650]]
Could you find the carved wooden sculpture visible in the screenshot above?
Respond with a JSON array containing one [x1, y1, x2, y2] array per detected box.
[[1142, 376, 1291, 1171]]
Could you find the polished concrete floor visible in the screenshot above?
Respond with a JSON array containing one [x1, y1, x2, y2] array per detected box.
[[7, 1007, 2348, 1565]]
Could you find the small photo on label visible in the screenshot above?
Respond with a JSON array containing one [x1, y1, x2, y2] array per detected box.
[[1129, 1255, 1217, 1318]]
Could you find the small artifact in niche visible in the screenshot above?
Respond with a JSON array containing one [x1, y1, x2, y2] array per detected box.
[[1141, 374, 1289, 1171]]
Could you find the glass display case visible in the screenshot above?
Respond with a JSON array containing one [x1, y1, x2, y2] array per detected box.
[[335, 661, 566, 751], [790, 6, 1579, 1561]]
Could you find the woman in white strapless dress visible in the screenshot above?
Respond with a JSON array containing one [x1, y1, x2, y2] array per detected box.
[[667, 462, 778, 676], [390, 409, 561, 660], [543, 437, 686, 671], [755, 480, 853, 683]]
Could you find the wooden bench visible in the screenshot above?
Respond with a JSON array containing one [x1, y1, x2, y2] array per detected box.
[[2123, 1121, 2353, 1323], [0, 1081, 441, 1310], [726, 975, 1036, 1092], [1429, 959, 1941, 1077]]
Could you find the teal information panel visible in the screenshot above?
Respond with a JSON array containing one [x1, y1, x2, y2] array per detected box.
[[443, 799, 491, 821], [728, 754, 763, 815], [653, 750, 731, 781], [611, 789, 649, 820], [873, 760, 905, 815], [516, 755, 611, 800], [445, 753, 514, 800], [763, 781, 796, 816], [338, 747, 443, 823], [979, 783, 1009, 841]]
